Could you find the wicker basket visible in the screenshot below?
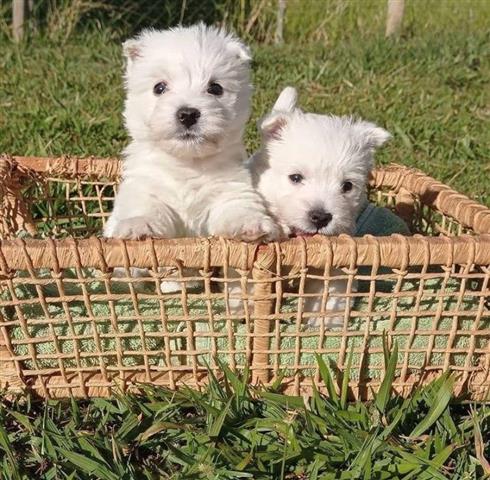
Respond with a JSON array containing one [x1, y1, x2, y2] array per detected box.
[[0, 154, 489, 400]]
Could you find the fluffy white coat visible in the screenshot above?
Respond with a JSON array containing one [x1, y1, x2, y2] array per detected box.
[[248, 87, 391, 327], [104, 24, 279, 243]]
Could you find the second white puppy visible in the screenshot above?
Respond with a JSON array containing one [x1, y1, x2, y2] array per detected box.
[[250, 87, 390, 328], [105, 24, 279, 244]]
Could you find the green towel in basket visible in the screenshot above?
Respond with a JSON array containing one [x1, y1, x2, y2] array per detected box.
[[355, 201, 411, 237], [2, 268, 484, 381]]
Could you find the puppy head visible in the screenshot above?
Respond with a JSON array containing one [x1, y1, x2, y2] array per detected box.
[[256, 87, 390, 237], [123, 23, 252, 159]]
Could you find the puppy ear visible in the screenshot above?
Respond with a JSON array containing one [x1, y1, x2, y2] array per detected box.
[[259, 86, 298, 140], [354, 120, 391, 150], [227, 38, 252, 62], [123, 38, 142, 65], [272, 86, 298, 113], [260, 112, 289, 140]]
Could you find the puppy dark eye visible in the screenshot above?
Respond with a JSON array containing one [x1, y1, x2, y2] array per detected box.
[[207, 82, 224, 96], [342, 181, 353, 193], [289, 174, 304, 184], [153, 82, 167, 95]]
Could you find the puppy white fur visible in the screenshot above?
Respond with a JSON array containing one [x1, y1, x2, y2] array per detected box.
[[249, 87, 390, 328], [105, 24, 279, 244]]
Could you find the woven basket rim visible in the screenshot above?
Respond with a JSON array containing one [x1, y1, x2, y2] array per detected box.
[[1, 154, 489, 235], [0, 154, 489, 270], [0, 234, 489, 272]]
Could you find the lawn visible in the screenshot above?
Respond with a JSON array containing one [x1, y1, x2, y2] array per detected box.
[[1, 355, 490, 479], [0, 1, 489, 205], [0, 0, 489, 478]]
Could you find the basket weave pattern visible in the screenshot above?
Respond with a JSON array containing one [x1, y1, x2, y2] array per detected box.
[[0, 155, 489, 400]]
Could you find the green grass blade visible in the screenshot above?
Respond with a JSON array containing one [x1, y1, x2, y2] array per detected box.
[[0, 424, 21, 480], [315, 353, 339, 405], [57, 448, 119, 480], [472, 409, 490, 475], [209, 398, 232, 438], [341, 346, 354, 410], [259, 392, 305, 409], [410, 375, 455, 438], [375, 341, 398, 413]]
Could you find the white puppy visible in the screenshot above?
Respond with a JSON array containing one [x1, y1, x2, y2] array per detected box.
[[249, 86, 390, 328], [105, 24, 279, 244], [104, 24, 280, 290]]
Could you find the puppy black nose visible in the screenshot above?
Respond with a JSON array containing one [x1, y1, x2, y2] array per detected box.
[[177, 107, 201, 128], [309, 209, 332, 229]]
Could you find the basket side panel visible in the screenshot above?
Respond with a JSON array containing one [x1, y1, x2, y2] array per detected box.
[[271, 235, 490, 400], [0, 236, 488, 400], [371, 165, 490, 235], [3, 156, 122, 239], [0, 238, 261, 398]]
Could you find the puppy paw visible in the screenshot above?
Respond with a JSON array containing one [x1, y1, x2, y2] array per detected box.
[[112, 266, 149, 278], [159, 280, 201, 293], [159, 267, 202, 294], [215, 214, 282, 242], [160, 280, 184, 293], [239, 216, 282, 242], [108, 216, 156, 240]]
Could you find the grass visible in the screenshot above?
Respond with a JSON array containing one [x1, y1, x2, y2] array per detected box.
[[0, 1, 489, 205], [1, 354, 489, 479]]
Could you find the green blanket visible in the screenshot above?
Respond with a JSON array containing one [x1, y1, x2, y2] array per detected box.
[[2, 267, 484, 380], [355, 202, 411, 237]]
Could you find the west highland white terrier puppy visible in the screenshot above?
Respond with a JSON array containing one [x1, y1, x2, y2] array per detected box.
[[249, 86, 391, 328], [104, 24, 280, 289]]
